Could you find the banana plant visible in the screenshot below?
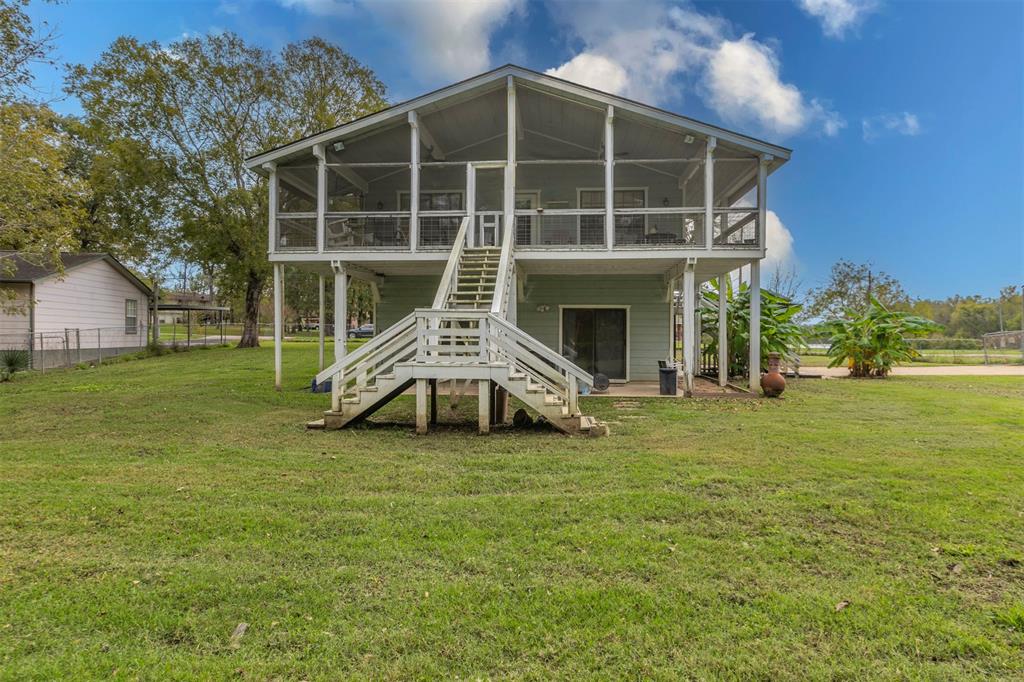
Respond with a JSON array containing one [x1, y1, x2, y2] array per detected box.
[[699, 277, 806, 378], [824, 297, 940, 377]]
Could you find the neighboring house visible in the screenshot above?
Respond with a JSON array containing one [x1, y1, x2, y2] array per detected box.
[[0, 252, 153, 364], [244, 64, 790, 433], [157, 291, 217, 324]]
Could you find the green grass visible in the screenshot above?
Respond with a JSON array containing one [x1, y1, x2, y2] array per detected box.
[[1, 343, 1022, 679]]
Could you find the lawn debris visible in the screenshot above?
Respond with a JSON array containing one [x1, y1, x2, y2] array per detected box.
[[229, 622, 248, 648], [834, 600, 850, 612]]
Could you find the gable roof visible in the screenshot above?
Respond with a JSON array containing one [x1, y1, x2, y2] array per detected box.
[[244, 64, 792, 171], [0, 251, 153, 296]]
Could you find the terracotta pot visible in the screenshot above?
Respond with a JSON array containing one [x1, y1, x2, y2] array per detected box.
[[760, 352, 786, 397]]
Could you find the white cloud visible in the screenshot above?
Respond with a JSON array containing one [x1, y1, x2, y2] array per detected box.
[[706, 34, 843, 137], [797, 0, 878, 39], [862, 111, 921, 141], [544, 2, 843, 138], [281, 0, 523, 80], [764, 210, 795, 273], [546, 53, 629, 94]]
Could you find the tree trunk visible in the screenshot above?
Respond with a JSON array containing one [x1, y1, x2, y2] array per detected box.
[[237, 269, 264, 348]]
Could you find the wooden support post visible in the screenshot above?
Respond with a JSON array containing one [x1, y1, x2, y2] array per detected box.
[[749, 260, 761, 392], [273, 262, 283, 390], [333, 266, 347, 362], [682, 263, 695, 395], [718, 270, 729, 387], [264, 162, 277, 253], [505, 75, 516, 242], [495, 386, 508, 424], [317, 274, 326, 372], [408, 111, 420, 252], [314, 143, 326, 253], [757, 155, 770, 251], [429, 378, 438, 425], [693, 286, 702, 377], [416, 378, 428, 434], [704, 136, 716, 249], [604, 105, 615, 250], [466, 163, 476, 248], [478, 379, 491, 434]]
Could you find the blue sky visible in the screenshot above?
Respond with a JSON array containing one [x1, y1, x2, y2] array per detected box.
[[26, 0, 1024, 299]]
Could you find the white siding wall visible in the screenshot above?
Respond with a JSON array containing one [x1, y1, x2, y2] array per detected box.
[[0, 283, 32, 338], [32, 260, 149, 349]]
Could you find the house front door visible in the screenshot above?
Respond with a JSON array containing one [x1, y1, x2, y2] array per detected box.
[[560, 307, 627, 381]]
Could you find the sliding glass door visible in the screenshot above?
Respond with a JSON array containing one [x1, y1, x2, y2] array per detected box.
[[560, 307, 627, 380]]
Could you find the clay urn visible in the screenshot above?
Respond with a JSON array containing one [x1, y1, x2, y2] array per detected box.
[[760, 352, 786, 397]]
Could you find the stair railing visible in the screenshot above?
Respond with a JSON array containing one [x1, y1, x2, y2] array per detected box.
[[315, 311, 418, 412], [489, 215, 516, 318], [432, 216, 471, 309], [486, 313, 593, 416]]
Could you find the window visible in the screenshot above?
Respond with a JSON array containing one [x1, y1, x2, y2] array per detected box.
[[125, 299, 138, 334], [399, 191, 464, 211], [578, 189, 646, 245]]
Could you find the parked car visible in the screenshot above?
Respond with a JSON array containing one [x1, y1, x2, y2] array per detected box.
[[348, 323, 374, 339]]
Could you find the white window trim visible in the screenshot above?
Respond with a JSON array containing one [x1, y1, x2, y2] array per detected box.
[[557, 304, 631, 383], [125, 298, 139, 334]]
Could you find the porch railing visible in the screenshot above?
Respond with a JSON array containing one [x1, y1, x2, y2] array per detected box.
[[513, 209, 606, 248], [613, 208, 706, 248], [325, 213, 410, 249]]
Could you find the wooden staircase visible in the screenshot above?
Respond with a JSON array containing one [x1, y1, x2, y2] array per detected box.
[[448, 247, 500, 309], [313, 217, 606, 436]]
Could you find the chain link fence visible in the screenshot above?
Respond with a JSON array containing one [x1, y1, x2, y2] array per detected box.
[[0, 325, 152, 371]]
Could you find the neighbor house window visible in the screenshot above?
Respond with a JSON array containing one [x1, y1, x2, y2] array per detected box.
[[125, 299, 138, 334]]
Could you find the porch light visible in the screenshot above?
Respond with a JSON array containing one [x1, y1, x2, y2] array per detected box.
[[332, 141, 345, 152], [684, 135, 695, 144]]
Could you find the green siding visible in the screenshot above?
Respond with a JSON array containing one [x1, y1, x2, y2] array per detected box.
[[376, 275, 440, 329], [374, 273, 669, 381], [516, 275, 670, 381]]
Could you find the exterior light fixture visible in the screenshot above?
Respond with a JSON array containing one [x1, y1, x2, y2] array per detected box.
[[332, 141, 345, 152], [683, 135, 695, 144], [376, 201, 384, 210], [662, 197, 670, 207]]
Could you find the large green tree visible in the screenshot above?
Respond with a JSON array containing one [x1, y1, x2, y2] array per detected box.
[[67, 34, 386, 347], [806, 259, 909, 320]]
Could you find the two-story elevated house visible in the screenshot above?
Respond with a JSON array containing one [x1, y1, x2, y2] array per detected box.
[[244, 65, 790, 434]]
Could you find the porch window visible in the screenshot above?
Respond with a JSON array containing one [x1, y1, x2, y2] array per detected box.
[[400, 190, 465, 247], [125, 299, 138, 334], [578, 189, 646, 244]]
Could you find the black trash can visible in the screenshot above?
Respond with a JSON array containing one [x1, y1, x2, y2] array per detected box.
[[658, 366, 678, 395]]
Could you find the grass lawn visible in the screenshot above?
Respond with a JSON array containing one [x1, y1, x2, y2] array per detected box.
[[799, 348, 1024, 368], [1, 343, 1022, 679]]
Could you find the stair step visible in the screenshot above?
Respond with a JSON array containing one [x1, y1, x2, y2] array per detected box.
[[359, 385, 379, 393]]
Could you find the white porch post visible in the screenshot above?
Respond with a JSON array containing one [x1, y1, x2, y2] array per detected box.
[[758, 155, 770, 251], [692, 281, 702, 376], [478, 380, 491, 434], [408, 111, 420, 253], [718, 270, 729, 387], [466, 163, 476, 248], [416, 379, 428, 435], [704, 136, 716, 249], [264, 162, 277, 253], [273, 262, 283, 390], [505, 75, 516, 241], [604, 105, 615, 250], [749, 260, 761, 392], [314, 143, 326, 253], [317, 274, 326, 371], [333, 264, 347, 362], [681, 261, 695, 394]]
